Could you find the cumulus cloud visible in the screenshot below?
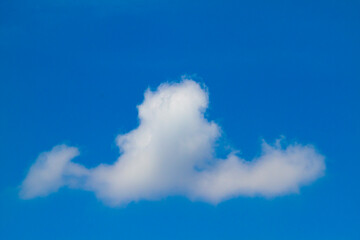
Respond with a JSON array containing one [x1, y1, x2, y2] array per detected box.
[[19, 145, 88, 199], [20, 79, 325, 205]]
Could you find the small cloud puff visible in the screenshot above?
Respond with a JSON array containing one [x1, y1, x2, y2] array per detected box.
[[20, 79, 325, 205]]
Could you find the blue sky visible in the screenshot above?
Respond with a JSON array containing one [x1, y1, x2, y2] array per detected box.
[[1, 0, 359, 239]]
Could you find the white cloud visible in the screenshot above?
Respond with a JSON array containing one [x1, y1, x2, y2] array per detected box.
[[19, 145, 87, 199], [20, 78, 325, 205]]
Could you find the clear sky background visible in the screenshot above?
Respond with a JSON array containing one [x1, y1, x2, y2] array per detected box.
[[1, 0, 359, 239]]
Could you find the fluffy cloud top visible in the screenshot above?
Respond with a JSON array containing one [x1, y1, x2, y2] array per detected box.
[[20, 79, 325, 205]]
